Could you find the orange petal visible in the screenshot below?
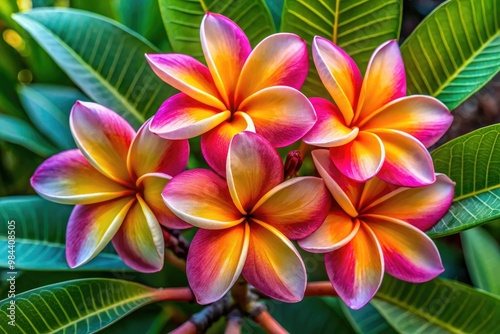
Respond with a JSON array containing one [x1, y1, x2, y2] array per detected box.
[[243, 221, 306, 302], [187, 223, 249, 304], [312, 36, 362, 124], [355, 40, 406, 124], [227, 131, 283, 213], [200, 13, 251, 108], [299, 206, 359, 253]]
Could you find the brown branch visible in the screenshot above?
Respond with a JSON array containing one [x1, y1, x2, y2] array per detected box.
[[162, 228, 190, 260], [155, 287, 195, 303], [252, 310, 289, 334], [304, 281, 337, 297]]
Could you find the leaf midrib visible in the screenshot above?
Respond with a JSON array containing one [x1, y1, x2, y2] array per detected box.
[[453, 183, 500, 202]]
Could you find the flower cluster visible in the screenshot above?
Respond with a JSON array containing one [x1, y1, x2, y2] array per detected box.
[[31, 13, 455, 309]]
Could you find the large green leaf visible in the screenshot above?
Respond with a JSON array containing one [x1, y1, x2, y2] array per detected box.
[[341, 302, 397, 334], [0, 279, 161, 333], [265, 0, 284, 29], [0, 196, 131, 271], [281, 0, 402, 97], [373, 276, 500, 333], [402, 0, 500, 110], [429, 124, 500, 237], [158, 0, 275, 61], [13, 9, 176, 128], [462, 227, 500, 295], [0, 114, 57, 157], [19, 84, 87, 150]]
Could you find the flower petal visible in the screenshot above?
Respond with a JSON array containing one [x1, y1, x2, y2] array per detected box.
[[150, 93, 230, 140], [201, 111, 255, 176], [112, 196, 164, 272], [360, 96, 452, 147], [31, 149, 133, 205], [243, 221, 306, 302], [66, 197, 135, 268], [239, 86, 316, 147], [357, 176, 399, 212], [373, 129, 435, 187], [235, 33, 308, 103], [299, 206, 360, 253], [70, 101, 135, 184], [363, 215, 444, 282], [329, 131, 385, 183], [145, 53, 225, 109], [311, 149, 361, 217], [303, 98, 359, 147], [227, 131, 283, 213], [312, 36, 362, 124], [200, 13, 251, 107], [187, 223, 249, 304], [324, 222, 383, 309], [251, 177, 331, 240], [140, 173, 191, 229], [128, 119, 189, 178], [364, 174, 455, 231], [163, 169, 244, 229], [355, 40, 406, 124]]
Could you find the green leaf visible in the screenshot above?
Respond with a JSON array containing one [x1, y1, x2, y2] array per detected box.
[[112, 0, 171, 50], [373, 276, 500, 334], [0, 114, 57, 157], [18, 84, 87, 150], [158, 0, 275, 61], [281, 0, 402, 97], [70, 0, 116, 19], [462, 227, 500, 295], [13, 8, 176, 128], [265, 0, 284, 29], [0, 196, 131, 271], [401, 0, 500, 110], [0, 278, 161, 333], [429, 124, 500, 237], [340, 302, 397, 334]]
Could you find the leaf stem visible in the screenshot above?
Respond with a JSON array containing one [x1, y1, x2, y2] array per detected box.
[[304, 281, 337, 297], [154, 287, 194, 302]]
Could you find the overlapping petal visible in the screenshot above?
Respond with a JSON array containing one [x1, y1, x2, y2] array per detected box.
[[330, 131, 384, 183], [112, 196, 164, 272], [303, 98, 359, 147], [70, 101, 135, 185], [312, 149, 361, 217], [235, 33, 308, 102], [239, 86, 316, 147], [163, 169, 244, 229], [324, 223, 383, 310], [200, 13, 251, 107], [145, 53, 225, 109], [360, 96, 453, 147], [187, 224, 249, 304], [243, 221, 306, 302], [312, 36, 361, 124], [363, 215, 444, 282], [201, 112, 255, 176], [364, 174, 455, 231], [150, 93, 230, 140], [299, 207, 359, 253], [128, 119, 189, 178], [251, 177, 330, 240], [140, 173, 191, 229], [373, 129, 435, 187], [226, 131, 283, 213], [66, 197, 135, 268], [31, 149, 133, 205], [355, 40, 406, 124]]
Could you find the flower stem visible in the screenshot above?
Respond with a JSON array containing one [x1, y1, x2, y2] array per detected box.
[[154, 287, 195, 302], [304, 281, 337, 297], [170, 321, 197, 334], [225, 309, 243, 334], [252, 310, 289, 334]]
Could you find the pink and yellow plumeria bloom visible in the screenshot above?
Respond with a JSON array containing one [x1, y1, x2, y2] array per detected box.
[[303, 37, 453, 187], [146, 13, 316, 175], [299, 149, 455, 309], [31, 101, 190, 272], [163, 132, 331, 304]]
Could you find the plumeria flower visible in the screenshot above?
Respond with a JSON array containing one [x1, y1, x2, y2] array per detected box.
[[146, 13, 316, 175], [303, 37, 453, 187], [163, 132, 331, 304], [298, 150, 455, 309], [31, 102, 190, 272]]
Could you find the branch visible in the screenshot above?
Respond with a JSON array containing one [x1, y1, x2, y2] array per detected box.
[[304, 281, 336, 297], [162, 227, 190, 260], [154, 287, 195, 303], [170, 321, 197, 334], [251, 309, 288, 334], [224, 309, 242, 334]]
